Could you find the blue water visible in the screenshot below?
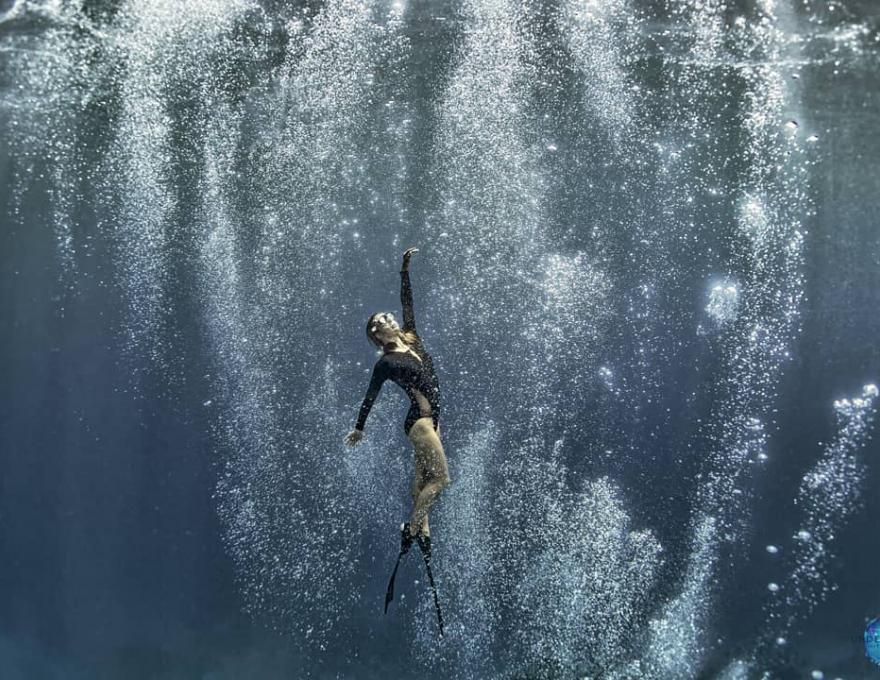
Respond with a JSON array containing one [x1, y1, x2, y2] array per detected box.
[[1, 1, 879, 678]]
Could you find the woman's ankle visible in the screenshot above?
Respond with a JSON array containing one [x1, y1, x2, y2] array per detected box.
[[406, 521, 426, 538]]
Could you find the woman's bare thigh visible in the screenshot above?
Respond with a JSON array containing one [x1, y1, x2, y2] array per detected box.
[[408, 417, 449, 485]]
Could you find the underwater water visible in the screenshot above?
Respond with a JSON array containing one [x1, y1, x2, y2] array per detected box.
[[2, 0, 880, 677]]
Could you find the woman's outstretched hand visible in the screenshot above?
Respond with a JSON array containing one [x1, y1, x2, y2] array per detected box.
[[402, 247, 419, 271], [344, 428, 364, 447]]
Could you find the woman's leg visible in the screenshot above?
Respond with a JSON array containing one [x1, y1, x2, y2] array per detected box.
[[407, 417, 450, 536], [411, 458, 430, 537]]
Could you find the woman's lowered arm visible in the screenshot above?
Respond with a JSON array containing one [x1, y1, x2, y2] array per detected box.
[[344, 360, 389, 446]]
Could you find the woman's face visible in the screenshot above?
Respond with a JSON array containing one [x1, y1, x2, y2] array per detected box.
[[370, 312, 399, 345]]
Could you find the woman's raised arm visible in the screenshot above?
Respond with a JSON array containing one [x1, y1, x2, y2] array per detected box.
[[400, 247, 419, 332]]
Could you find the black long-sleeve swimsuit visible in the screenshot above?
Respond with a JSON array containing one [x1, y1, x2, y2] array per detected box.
[[355, 270, 441, 436]]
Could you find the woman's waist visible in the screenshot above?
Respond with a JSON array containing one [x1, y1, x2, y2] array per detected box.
[[406, 386, 440, 417], [406, 393, 441, 409]]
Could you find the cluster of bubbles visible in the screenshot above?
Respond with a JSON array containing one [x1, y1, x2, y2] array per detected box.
[[719, 384, 878, 678], [3, 0, 877, 677], [705, 280, 740, 328], [517, 476, 663, 676], [766, 385, 879, 638]]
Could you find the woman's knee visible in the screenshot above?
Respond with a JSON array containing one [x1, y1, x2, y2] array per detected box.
[[419, 474, 449, 498], [424, 460, 449, 488], [436, 473, 450, 492]]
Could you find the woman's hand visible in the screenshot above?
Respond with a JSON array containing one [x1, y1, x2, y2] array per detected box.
[[401, 247, 419, 271], [344, 428, 365, 447]]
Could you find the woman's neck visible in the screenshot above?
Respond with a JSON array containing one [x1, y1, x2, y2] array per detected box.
[[384, 339, 422, 362], [383, 339, 408, 353]]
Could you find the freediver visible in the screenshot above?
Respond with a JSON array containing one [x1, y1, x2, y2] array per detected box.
[[343, 247, 449, 634]]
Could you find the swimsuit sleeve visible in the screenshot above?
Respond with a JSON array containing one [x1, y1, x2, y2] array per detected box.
[[400, 269, 416, 332], [355, 359, 389, 431]]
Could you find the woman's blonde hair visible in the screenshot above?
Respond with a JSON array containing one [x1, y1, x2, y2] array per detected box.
[[398, 328, 418, 347]]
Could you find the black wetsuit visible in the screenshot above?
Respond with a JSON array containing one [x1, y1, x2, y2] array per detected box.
[[356, 270, 441, 436]]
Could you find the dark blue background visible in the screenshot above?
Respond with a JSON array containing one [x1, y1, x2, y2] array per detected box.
[[1, 1, 879, 678]]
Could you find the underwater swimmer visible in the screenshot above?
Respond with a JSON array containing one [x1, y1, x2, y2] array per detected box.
[[343, 247, 448, 634]]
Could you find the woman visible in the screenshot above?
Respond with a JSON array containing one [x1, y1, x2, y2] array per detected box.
[[343, 247, 450, 557]]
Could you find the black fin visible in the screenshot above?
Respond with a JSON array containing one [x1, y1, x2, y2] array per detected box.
[[384, 524, 414, 614], [417, 535, 444, 638]]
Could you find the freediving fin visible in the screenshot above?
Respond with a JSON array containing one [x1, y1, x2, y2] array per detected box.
[[417, 534, 445, 638], [384, 523, 414, 614]]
